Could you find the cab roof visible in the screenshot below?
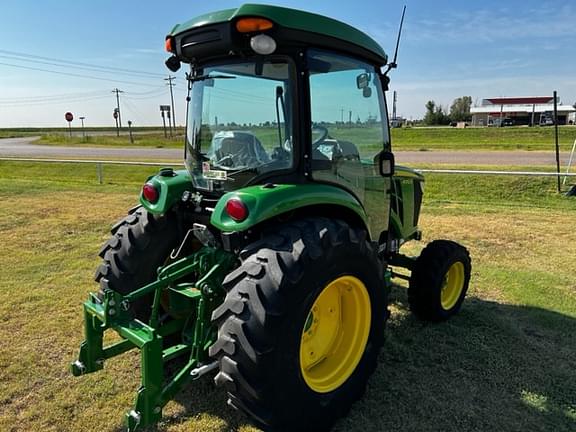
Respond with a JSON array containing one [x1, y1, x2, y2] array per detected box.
[[168, 4, 388, 65]]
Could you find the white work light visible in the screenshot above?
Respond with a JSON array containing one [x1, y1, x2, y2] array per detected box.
[[250, 34, 277, 55]]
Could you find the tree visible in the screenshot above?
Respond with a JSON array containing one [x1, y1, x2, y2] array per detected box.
[[424, 100, 436, 124], [449, 96, 472, 122], [424, 100, 450, 125]]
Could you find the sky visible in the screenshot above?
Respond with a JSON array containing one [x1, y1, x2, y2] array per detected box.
[[0, 0, 575, 128]]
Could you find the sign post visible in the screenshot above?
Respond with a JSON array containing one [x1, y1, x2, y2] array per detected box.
[[160, 105, 170, 138], [79, 116, 86, 139], [127, 120, 134, 144], [553, 90, 561, 193], [65, 112, 74, 137]]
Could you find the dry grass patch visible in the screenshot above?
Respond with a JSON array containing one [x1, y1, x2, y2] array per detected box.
[[0, 179, 574, 432]]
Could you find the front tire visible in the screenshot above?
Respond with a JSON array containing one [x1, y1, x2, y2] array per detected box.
[[210, 218, 388, 431], [408, 240, 472, 321]]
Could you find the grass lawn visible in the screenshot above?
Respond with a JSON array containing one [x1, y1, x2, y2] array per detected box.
[[0, 162, 574, 432], [389, 125, 576, 151], [37, 132, 185, 149]]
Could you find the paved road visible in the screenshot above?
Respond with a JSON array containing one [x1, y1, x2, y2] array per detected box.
[[395, 150, 572, 166], [0, 136, 572, 166], [0, 137, 184, 160]]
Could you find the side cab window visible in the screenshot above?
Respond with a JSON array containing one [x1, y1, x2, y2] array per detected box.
[[308, 50, 389, 202]]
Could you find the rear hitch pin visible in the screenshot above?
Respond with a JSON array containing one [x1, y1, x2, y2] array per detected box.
[[170, 229, 195, 260], [190, 361, 219, 380]]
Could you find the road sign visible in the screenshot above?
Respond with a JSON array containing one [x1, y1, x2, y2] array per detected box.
[[160, 105, 171, 112], [65, 112, 74, 122]]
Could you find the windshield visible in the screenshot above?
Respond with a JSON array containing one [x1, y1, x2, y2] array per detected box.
[[186, 59, 294, 192]]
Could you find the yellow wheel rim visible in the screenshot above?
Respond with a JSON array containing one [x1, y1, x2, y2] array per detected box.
[[441, 262, 465, 310], [299, 275, 371, 393]]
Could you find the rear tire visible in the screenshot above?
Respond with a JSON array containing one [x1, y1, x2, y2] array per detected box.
[[408, 240, 471, 321], [94, 206, 181, 320], [210, 218, 388, 431]]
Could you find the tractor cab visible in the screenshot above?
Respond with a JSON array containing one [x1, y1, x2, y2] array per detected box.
[[166, 4, 393, 212]]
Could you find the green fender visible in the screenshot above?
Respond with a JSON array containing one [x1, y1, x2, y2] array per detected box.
[[210, 183, 369, 235], [140, 169, 192, 214]]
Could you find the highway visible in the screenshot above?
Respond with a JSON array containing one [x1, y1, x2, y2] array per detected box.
[[0, 136, 571, 166]]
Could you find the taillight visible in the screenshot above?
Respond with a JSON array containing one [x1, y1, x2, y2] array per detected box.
[[142, 183, 159, 203], [225, 198, 249, 222]]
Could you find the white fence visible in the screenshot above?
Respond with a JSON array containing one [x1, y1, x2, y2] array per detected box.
[[0, 157, 575, 185]]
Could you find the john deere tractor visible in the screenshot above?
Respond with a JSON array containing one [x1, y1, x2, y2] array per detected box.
[[71, 4, 471, 431]]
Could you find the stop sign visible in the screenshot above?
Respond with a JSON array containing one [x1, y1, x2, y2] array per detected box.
[[65, 112, 74, 122]]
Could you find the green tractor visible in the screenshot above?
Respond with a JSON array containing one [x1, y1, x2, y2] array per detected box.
[[71, 4, 471, 431]]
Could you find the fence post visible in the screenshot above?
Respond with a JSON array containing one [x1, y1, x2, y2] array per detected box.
[[97, 162, 103, 184]]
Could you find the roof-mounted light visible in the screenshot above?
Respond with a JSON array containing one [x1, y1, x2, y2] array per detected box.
[[250, 34, 277, 55], [236, 17, 274, 33]]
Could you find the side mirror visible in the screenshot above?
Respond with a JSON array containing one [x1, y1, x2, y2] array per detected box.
[[378, 151, 395, 177], [356, 73, 370, 89], [165, 55, 181, 72]]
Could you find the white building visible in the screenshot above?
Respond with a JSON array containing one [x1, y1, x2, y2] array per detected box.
[[470, 96, 576, 126]]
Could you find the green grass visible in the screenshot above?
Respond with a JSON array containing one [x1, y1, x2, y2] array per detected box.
[[0, 126, 180, 135], [37, 132, 185, 148], [0, 162, 574, 431], [390, 125, 576, 151], [0, 130, 43, 138]]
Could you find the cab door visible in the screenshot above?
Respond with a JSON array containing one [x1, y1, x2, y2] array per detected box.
[[308, 50, 392, 240]]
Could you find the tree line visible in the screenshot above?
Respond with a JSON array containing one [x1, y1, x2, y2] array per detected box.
[[424, 96, 472, 125]]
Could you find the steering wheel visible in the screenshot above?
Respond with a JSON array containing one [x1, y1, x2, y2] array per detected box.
[[312, 125, 329, 149]]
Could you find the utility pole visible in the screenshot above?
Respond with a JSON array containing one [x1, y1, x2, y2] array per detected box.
[[165, 76, 176, 130], [112, 88, 124, 129]]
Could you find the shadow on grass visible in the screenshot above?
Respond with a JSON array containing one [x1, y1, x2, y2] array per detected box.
[[117, 286, 576, 432], [334, 285, 576, 432]]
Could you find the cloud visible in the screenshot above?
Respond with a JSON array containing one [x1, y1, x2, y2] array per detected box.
[[134, 48, 163, 55], [400, 5, 576, 45]]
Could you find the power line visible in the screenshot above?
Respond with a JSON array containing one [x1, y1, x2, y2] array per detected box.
[[124, 87, 167, 96], [0, 89, 107, 103], [0, 87, 165, 104], [123, 89, 168, 100], [0, 62, 161, 87], [0, 49, 165, 78], [0, 54, 163, 81], [122, 97, 147, 124], [0, 94, 111, 107]]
